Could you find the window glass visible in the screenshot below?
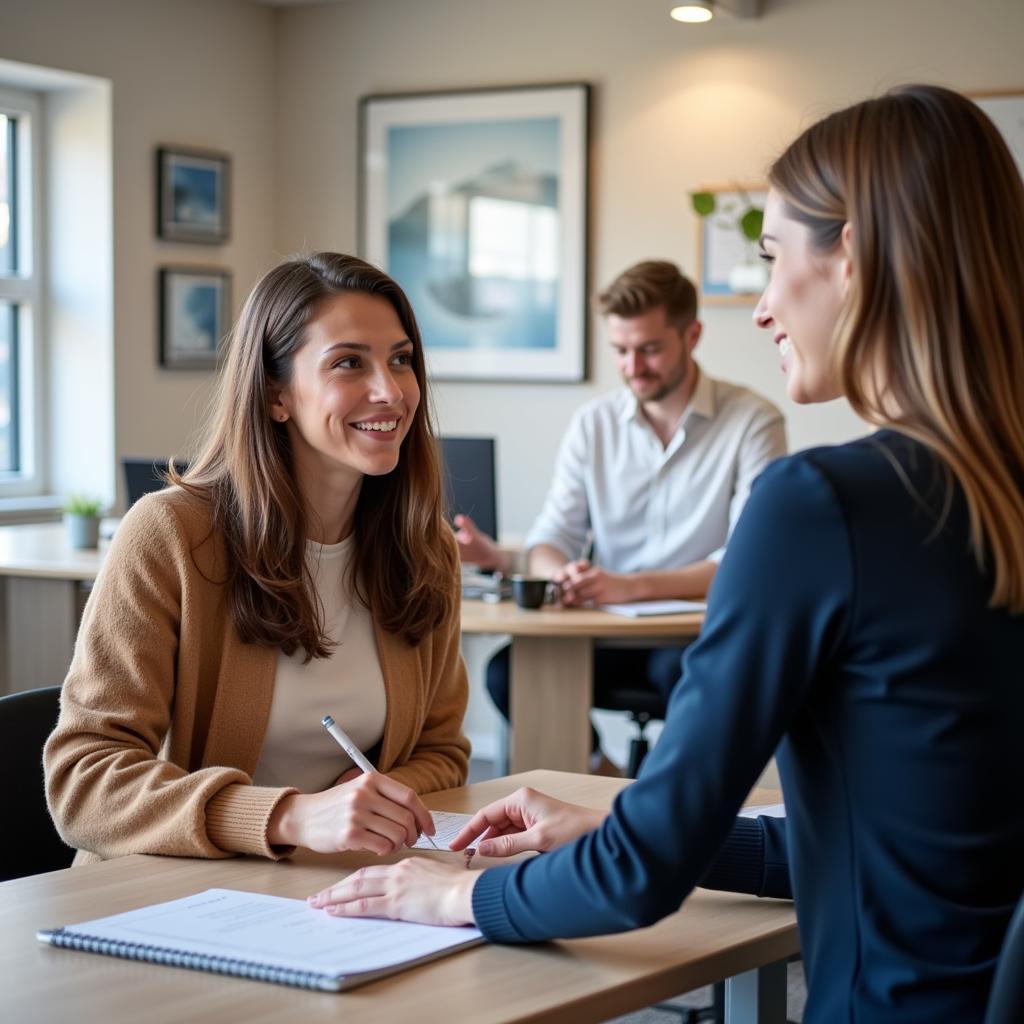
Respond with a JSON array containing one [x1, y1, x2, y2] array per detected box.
[[0, 301, 16, 473], [0, 114, 13, 275]]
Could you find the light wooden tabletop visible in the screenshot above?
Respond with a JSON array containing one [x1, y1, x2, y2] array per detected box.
[[0, 521, 107, 580], [461, 598, 704, 638], [3, 771, 795, 1024]]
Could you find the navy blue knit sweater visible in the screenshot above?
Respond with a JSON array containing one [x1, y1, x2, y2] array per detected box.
[[472, 432, 1024, 1022]]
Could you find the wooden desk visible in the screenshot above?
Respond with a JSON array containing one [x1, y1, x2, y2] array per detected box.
[[2, 771, 795, 1024], [0, 522, 106, 695], [461, 600, 704, 774]]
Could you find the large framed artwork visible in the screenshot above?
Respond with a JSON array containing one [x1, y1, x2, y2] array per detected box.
[[360, 84, 590, 382], [973, 90, 1024, 179]]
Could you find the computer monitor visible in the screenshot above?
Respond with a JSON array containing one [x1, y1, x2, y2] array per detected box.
[[122, 457, 189, 509], [439, 437, 498, 541]]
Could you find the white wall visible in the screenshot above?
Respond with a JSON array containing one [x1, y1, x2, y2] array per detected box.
[[274, 0, 1024, 537], [0, 0, 282, 507]]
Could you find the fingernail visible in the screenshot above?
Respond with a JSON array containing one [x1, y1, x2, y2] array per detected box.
[[479, 841, 492, 855]]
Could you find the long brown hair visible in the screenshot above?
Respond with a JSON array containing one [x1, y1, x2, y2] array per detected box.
[[171, 253, 456, 657], [769, 84, 1024, 612]]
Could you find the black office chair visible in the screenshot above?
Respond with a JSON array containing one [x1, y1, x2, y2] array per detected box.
[[598, 686, 668, 778], [0, 686, 76, 881], [986, 890, 1024, 1024]]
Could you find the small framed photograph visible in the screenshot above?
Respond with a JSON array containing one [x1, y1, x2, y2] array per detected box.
[[692, 184, 769, 305], [158, 267, 231, 369], [156, 146, 230, 243], [360, 83, 590, 382]]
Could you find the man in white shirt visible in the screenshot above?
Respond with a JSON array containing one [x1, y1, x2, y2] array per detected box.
[[458, 260, 786, 772]]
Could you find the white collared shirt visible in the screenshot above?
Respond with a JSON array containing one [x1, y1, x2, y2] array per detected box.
[[524, 370, 786, 571]]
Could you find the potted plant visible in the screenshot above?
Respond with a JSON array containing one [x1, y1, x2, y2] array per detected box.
[[690, 187, 767, 295], [64, 494, 103, 550]]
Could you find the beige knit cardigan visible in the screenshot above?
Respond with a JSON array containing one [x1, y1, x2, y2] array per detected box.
[[44, 487, 470, 863]]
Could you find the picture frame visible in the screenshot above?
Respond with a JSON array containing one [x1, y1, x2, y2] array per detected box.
[[360, 83, 590, 382], [972, 90, 1024, 180], [693, 184, 769, 306], [158, 267, 231, 369], [156, 146, 231, 243]]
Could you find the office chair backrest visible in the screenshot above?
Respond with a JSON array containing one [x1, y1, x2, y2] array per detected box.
[[439, 437, 498, 541], [122, 457, 189, 509], [985, 889, 1024, 1024], [0, 686, 75, 881]]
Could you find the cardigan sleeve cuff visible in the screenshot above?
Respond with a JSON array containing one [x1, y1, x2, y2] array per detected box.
[[698, 816, 765, 895], [471, 865, 528, 944], [205, 783, 298, 860]]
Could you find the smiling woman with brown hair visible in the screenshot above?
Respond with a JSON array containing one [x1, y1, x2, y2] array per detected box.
[[311, 87, 1024, 1022], [45, 253, 469, 864]]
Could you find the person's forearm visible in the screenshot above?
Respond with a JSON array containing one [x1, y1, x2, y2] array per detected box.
[[628, 560, 717, 601], [527, 544, 570, 577]]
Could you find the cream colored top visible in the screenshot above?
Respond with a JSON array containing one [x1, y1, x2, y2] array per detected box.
[[253, 535, 387, 792]]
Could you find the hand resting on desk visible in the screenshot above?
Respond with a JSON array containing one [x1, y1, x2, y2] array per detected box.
[[307, 787, 605, 926], [555, 559, 639, 607]]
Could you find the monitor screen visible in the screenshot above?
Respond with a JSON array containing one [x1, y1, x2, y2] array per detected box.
[[439, 437, 497, 541], [122, 457, 189, 509]]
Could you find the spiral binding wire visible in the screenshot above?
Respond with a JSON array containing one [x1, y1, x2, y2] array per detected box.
[[40, 929, 342, 991]]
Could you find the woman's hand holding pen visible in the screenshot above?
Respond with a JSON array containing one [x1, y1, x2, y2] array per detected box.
[[267, 773, 436, 856]]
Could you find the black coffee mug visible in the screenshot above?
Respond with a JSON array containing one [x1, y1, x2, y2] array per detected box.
[[510, 575, 550, 610]]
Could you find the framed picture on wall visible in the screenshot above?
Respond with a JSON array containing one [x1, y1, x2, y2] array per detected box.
[[156, 146, 231, 243], [360, 83, 590, 382], [158, 267, 230, 369], [692, 184, 769, 306]]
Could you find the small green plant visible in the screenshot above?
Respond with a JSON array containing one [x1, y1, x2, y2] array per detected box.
[[64, 494, 103, 518]]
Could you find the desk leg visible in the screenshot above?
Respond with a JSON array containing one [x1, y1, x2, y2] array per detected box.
[[4, 577, 79, 694], [509, 636, 592, 774], [724, 961, 787, 1024]]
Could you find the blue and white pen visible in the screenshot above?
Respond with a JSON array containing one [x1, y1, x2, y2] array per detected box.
[[321, 714, 439, 850]]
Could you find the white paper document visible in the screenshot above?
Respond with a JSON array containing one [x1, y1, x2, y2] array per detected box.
[[412, 809, 476, 849], [739, 802, 786, 818], [600, 599, 707, 617]]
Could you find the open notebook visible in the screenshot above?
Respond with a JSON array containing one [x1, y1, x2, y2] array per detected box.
[[38, 888, 482, 992]]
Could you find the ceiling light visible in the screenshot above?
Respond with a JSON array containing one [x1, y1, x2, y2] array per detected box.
[[670, 2, 714, 23]]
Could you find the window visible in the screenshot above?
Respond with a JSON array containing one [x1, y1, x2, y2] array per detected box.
[[0, 87, 42, 495]]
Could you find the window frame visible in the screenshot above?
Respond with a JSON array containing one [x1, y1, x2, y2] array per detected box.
[[0, 85, 44, 497]]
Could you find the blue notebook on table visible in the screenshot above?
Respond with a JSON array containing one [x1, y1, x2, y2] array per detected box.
[[38, 887, 483, 992]]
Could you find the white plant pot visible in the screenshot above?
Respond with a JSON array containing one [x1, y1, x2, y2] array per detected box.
[[728, 261, 769, 295], [66, 514, 100, 550]]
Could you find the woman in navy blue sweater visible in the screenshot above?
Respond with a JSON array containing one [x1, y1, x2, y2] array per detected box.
[[309, 85, 1024, 1022]]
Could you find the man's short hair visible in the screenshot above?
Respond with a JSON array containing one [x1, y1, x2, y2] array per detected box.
[[596, 260, 698, 333]]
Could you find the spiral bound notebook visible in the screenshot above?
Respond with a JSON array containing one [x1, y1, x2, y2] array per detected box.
[[37, 888, 483, 992]]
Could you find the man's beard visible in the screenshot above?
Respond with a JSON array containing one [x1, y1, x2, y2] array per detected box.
[[628, 362, 688, 403]]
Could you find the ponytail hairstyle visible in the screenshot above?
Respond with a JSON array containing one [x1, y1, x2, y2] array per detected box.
[[768, 84, 1024, 612], [171, 253, 456, 658]]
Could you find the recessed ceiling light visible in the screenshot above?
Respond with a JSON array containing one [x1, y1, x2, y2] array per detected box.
[[670, 2, 714, 23]]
